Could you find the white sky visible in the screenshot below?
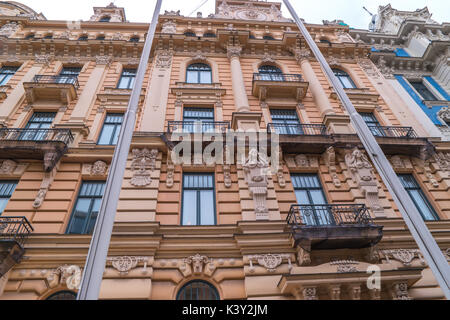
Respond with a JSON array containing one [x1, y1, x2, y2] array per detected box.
[[17, 0, 450, 30]]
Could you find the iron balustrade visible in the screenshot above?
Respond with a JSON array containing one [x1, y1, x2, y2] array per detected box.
[[368, 126, 417, 138], [167, 121, 230, 134], [267, 123, 328, 135], [253, 73, 304, 82], [0, 216, 33, 247], [287, 204, 374, 227], [0, 128, 74, 145], [32, 75, 80, 89]]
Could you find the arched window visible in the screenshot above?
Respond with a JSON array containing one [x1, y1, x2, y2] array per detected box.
[[258, 65, 284, 81], [99, 16, 111, 22], [332, 68, 356, 89], [43, 34, 53, 39], [263, 35, 275, 40], [96, 35, 106, 41], [46, 291, 77, 300], [186, 63, 212, 84], [203, 32, 216, 38], [320, 39, 331, 45], [78, 35, 88, 41], [177, 281, 219, 300], [129, 36, 140, 42], [25, 33, 35, 40]]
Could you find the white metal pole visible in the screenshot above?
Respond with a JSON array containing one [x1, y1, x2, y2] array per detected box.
[[77, 0, 163, 300], [282, 0, 450, 299]]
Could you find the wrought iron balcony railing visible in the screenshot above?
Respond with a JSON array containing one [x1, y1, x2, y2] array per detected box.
[[0, 128, 74, 145], [368, 126, 417, 138], [287, 204, 374, 227], [253, 73, 304, 82], [32, 75, 80, 89], [0, 216, 33, 247], [167, 121, 230, 134], [267, 123, 328, 135]]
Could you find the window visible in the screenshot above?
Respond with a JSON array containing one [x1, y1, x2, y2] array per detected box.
[[43, 34, 53, 39], [67, 181, 105, 234], [359, 112, 385, 137], [333, 69, 357, 89], [0, 66, 19, 86], [177, 280, 219, 300], [78, 35, 88, 41], [96, 35, 106, 40], [270, 109, 303, 135], [46, 291, 77, 300], [183, 107, 214, 133], [184, 31, 196, 37], [21, 112, 56, 141], [181, 173, 216, 226], [398, 174, 439, 221], [99, 16, 111, 22], [258, 65, 284, 81], [263, 35, 275, 40], [203, 32, 216, 38], [292, 174, 334, 226], [320, 39, 331, 45], [25, 33, 35, 40], [117, 68, 137, 89], [97, 114, 124, 145], [129, 36, 140, 42], [186, 63, 212, 84], [58, 67, 81, 84], [0, 181, 18, 215], [409, 80, 437, 101]]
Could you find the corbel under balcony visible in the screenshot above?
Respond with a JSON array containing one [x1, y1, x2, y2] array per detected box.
[[252, 73, 309, 102], [97, 87, 146, 108], [329, 87, 380, 103], [23, 75, 79, 104], [0, 85, 11, 100]]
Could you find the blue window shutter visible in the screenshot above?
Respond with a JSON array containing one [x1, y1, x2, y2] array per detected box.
[[424, 76, 450, 101], [395, 75, 443, 125]]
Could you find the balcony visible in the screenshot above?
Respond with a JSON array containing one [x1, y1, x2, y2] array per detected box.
[[267, 123, 333, 154], [287, 204, 383, 250], [167, 121, 230, 134], [23, 75, 80, 104], [252, 73, 309, 102], [0, 217, 33, 278], [0, 128, 74, 171]]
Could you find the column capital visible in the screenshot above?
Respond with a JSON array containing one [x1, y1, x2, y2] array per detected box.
[[227, 46, 242, 60], [95, 55, 113, 66], [292, 48, 311, 63]]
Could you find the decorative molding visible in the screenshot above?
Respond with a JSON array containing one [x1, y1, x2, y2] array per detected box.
[[161, 20, 177, 34], [192, 50, 207, 62], [243, 148, 270, 220], [296, 246, 311, 266], [324, 147, 341, 187], [247, 254, 292, 273], [412, 157, 439, 188], [227, 46, 242, 60], [390, 155, 405, 169], [302, 286, 318, 300], [437, 107, 450, 122], [330, 259, 359, 273], [345, 148, 385, 217], [82, 160, 108, 177], [47, 265, 82, 290], [155, 50, 173, 69], [34, 54, 54, 66], [328, 285, 341, 300], [0, 22, 20, 37], [166, 158, 174, 188], [293, 48, 311, 63], [261, 53, 276, 64], [33, 165, 58, 209], [183, 254, 210, 275], [95, 55, 112, 66], [390, 282, 412, 300], [130, 149, 158, 187], [376, 56, 395, 79], [0, 160, 17, 175], [434, 152, 450, 176], [276, 166, 286, 188], [223, 165, 232, 188], [382, 249, 426, 266], [348, 284, 361, 300], [107, 256, 150, 276]]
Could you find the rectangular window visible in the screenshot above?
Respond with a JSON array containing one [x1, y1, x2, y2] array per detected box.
[[359, 112, 385, 137], [0, 66, 19, 86], [67, 181, 105, 234], [58, 67, 81, 84], [292, 174, 334, 225], [398, 174, 439, 221], [0, 181, 18, 215], [409, 80, 437, 101], [270, 109, 302, 135], [181, 173, 216, 226], [183, 107, 214, 133], [117, 69, 137, 89], [97, 114, 124, 145], [20, 112, 56, 141]]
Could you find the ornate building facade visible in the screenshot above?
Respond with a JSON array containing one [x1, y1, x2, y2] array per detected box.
[[0, 0, 449, 300]]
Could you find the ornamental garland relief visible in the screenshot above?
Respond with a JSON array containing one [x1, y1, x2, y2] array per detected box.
[[247, 254, 292, 273], [47, 265, 82, 290], [107, 256, 150, 276]]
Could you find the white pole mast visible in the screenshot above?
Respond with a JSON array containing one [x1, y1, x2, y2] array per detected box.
[[77, 0, 163, 300], [282, 0, 450, 299]]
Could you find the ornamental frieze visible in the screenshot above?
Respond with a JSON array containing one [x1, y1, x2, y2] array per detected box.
[[107, 256, 150, 276], [247, 254, 292, 273], [47, 265, 82, 290], [130, 148, 158, 187], [382, 249, 426, 266]]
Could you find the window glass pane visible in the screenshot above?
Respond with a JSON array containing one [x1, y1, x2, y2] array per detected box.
[[186, 71, 198, 83], [182, 190, 197, 225], [294, 190, 310, 205], [339, 76, 355, 89], [98, 124, 115, 145], [112, 125, 121, 145], [68, 199, 91, 234], [408, 190, 438, 221], [200, 190, 215, 225], [410, 81, 437, 101], [199, 71, 212, 84], [86, 198, 102, 234], [309, 190, 327, 205], [0, 199, 8, 214]]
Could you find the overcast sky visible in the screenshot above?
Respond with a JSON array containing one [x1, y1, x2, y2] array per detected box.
[[18, 0, 449, 30]]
